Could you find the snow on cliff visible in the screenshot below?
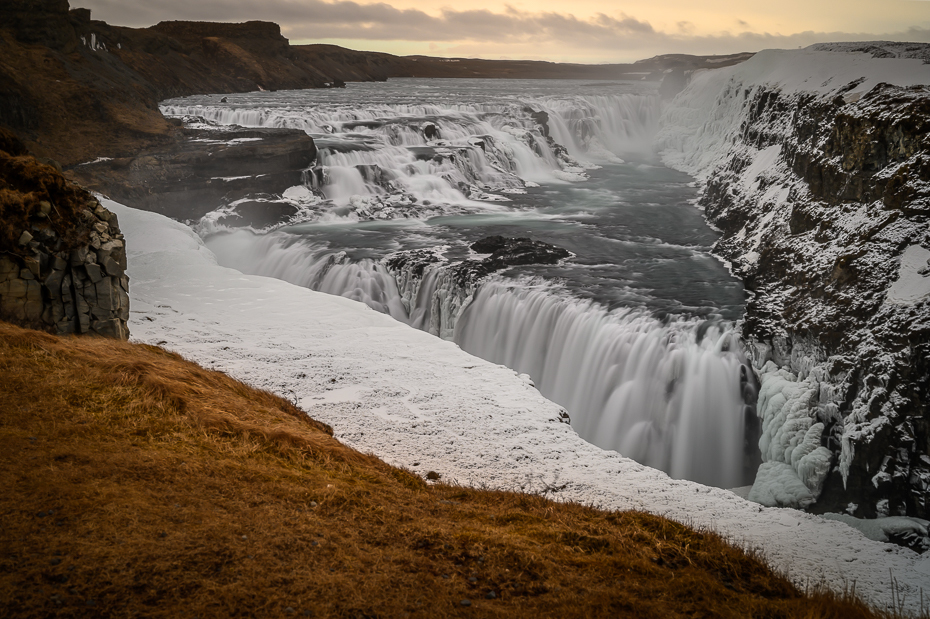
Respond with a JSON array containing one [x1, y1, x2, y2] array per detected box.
[[107, 199, 930, 613], [657, 46, 930, 521], [656, 47, 930, 181]]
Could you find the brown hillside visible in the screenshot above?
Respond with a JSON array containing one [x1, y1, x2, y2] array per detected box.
[[0, 320, 897, 618]]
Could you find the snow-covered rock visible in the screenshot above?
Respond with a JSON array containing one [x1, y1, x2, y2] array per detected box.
[[658, 44, 930, 519]]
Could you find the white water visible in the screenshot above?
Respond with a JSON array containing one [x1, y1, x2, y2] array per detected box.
[[161, 86, 660, 216], [456, 280, 749, 488], [207, 231, 410, 322], [177, 80, 752, 488]]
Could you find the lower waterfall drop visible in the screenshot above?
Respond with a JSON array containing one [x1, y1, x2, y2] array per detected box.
[[454, 280, 751, 489], [187, 78, 753, 489]]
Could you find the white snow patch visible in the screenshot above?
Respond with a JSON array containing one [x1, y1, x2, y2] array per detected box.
[[107, 198, 930, 614], [742, 145, 782, 194], [886, 245, 930, 305], [282, 185, 316, 203]]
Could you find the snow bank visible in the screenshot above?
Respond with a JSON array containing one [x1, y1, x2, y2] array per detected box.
[[887, 245, 930, 306], [656, 48, 930, 180], [108, 198, 930, 613]]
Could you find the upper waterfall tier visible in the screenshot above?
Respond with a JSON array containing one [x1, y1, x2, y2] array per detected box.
[[161, 79, 662, 226]]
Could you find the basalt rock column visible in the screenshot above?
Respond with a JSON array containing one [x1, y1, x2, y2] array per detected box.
[[0, 129, 129, 339]]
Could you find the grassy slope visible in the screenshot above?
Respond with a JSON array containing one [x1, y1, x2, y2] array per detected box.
[[0, 321, 893, 618]]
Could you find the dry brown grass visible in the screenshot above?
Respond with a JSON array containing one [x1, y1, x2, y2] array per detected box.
[[0, 129, 94, 255], [0, 321, 900, 618]]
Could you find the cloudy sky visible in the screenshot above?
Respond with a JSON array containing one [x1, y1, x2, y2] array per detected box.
[[77, 0, 930, 63]]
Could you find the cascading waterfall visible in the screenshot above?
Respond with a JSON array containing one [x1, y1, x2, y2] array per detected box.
[[206, 230, 409, 322], [161, 91, 661, 218], [177, 81, 754, 488], [533, 94, 662, 160], [455, 280, 752, 488]]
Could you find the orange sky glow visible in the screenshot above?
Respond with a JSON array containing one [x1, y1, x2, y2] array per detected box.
[[79, 0, 930, 63]]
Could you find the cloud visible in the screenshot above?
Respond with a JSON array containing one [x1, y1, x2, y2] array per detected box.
[[75, 0, 930, 61]]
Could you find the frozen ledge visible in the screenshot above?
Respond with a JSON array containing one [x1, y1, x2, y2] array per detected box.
[[108, 199, 930, 614], [887, 245, 930, 306]]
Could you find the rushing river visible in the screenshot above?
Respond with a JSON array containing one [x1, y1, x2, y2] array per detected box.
[[161, 78, 756, 488]]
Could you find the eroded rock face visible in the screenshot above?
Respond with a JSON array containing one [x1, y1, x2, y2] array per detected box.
[[696, 82, 930, 519], [0, 129, 129, 339], [0, 204, 129, 339]]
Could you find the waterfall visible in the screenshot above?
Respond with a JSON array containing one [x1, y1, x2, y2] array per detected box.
[[206, 228, 754, 488], [186, 84, 754, 488], [455, 280, 753, 488], [161, 92, 662, 224], [206, 230, 409, 321], [533, 94, 662, 160]]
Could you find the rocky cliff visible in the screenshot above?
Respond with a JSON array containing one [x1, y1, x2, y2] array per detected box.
[[659, 44, 930, 521], [0, 129, 129, 339], [0, 2, 348, 166]]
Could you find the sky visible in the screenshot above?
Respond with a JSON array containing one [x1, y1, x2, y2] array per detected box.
[[77, 0, 930, 63]]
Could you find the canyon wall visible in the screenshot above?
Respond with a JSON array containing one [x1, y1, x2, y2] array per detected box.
[[658, 44, 930, 519]]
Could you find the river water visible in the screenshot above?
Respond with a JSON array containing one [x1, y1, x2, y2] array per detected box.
[[161, 78, 755, 488]]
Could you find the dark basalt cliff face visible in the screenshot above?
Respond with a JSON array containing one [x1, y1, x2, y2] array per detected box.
[[0, 129, 129, 339], [699, 79, 930, 519]]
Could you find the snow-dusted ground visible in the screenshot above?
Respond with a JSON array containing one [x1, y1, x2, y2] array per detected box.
[[110, 199, 930, 613]]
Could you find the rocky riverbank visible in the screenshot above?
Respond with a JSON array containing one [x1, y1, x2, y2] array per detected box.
[[70, 123, 318, 222]]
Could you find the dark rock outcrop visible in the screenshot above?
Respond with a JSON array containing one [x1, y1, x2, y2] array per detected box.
[[471, 235, 571, 269], [71, 124, 317, 221], [0, 129, 129, 339], [387, 236, 570, 292]]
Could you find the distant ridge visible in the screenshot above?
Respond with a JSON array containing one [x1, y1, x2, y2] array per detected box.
[[0, 0, 753, 166]]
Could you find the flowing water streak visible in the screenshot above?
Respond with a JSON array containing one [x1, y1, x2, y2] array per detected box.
[[454, 279, 749, 488], [207, 230, 409, 322], [208, 227, 751, 487]]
